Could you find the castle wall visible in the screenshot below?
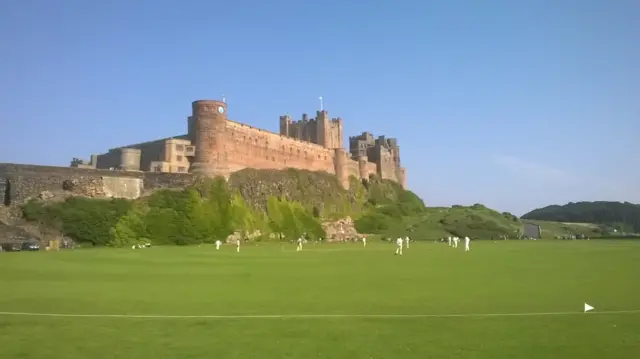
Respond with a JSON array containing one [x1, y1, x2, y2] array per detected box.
[[365, 162, 377, 179], [225, 121, 335, 174], [102, 177, 143, 198], [346, 159, 359, 179], [281, 116, 319, 144], [356, 156, 377, 180], [378, 148, 399, 182], [0, 163, 194, 206]]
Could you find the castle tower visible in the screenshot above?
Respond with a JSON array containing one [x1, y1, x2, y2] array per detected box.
[[398, 167, 407, 189], [316, 110, 328, 148], [333, 148, 349, 189], [189, 100, 229, 177], [279, 115, 292, 137], [357, 155, 368, 180], [119, 148, 141, 171]]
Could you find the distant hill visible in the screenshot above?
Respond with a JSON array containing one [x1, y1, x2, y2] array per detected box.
[[522, 201, 640, 234]]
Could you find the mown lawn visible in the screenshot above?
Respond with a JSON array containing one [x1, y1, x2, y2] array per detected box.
[[0, 240, 639, 358]]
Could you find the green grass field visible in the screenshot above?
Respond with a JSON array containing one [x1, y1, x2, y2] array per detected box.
[[1, 240, 639, 358]]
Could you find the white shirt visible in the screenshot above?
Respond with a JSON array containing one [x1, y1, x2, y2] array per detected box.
[[405, 237, 410, 242], [396, 238, 403, 246], [215, 240, 221, 245], [465, 237, 470, 243], [297, 238, 303, 244]]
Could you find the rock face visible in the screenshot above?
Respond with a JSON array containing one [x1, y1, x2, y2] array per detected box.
[[322, 217, 361, 241], [228, 168, 365, 216]]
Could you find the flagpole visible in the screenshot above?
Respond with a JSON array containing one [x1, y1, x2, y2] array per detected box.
[[319, 96, 323, 111]]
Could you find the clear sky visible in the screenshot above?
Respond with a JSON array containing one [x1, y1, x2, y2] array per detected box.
[[1, 0, 638, 215]]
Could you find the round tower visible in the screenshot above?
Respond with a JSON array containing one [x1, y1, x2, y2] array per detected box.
[[189, 100, 229, 177], [119, 148, 141, 171], [357, 155, 368, 180], [333, 148, 349, 189]]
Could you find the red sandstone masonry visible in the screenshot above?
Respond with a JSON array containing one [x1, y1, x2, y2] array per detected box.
[[185, 100, 410, 190]]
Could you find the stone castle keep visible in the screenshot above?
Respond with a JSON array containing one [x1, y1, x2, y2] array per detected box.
[[72, 100, 406, 189]]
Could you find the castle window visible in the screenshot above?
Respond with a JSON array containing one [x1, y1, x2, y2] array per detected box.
[[176, 155, 183, 162], [186, 146, 194, 152], [176, 145, 184, 151], [177, 166, 186, 173]]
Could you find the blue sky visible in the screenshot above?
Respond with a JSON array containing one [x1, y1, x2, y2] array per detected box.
[[1, 0, 638, 215]]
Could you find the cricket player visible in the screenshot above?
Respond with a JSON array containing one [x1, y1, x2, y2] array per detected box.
[[215, 240, 222, 250], [405, 236, 410, 248], [236, 239, 241, 253], [447, 236, 452, 246], [464, 236, 471, 252], [395, 237, 404, 255], [296, 237, 303, 252], [362, 236, 367, 247], [453, 236, 459, 248]]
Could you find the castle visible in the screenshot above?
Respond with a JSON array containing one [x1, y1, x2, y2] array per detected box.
[[72, 100, 406, 189]]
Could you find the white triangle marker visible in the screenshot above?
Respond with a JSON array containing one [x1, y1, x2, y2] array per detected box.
[[584, 303, 594, 313]]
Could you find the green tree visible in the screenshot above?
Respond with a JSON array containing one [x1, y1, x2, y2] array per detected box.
[[109, 203, 148, 247]]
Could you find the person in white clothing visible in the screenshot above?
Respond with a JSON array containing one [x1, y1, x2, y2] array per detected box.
[[296, 237, 303, 252], [362, 237, 367, 247], [405, 236, 410, 248], [236, 239, 241, 253], [395, 237, 404, 255], [464, 236, 471, 251], [215, 240, 222, 250], [453, 236, 459, 248], [447, 236, 452, 246]]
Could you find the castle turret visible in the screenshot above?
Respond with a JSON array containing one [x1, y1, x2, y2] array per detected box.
[[333, 148, 349, 189], [279, 114, 291, 136], [357, 155, 368, 180], [189, 100, 229, 178], [119, 148, 141, 171], [398, 167, 407, 189]]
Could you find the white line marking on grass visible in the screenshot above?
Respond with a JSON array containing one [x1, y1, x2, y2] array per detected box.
[[0, 310, 639, 319]]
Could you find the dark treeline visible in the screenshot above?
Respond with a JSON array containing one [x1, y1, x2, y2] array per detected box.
[[522, 201, 640, 233]]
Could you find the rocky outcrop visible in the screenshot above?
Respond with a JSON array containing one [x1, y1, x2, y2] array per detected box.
[[225, 229, 263, 243], [322, 216, 361, 241]]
